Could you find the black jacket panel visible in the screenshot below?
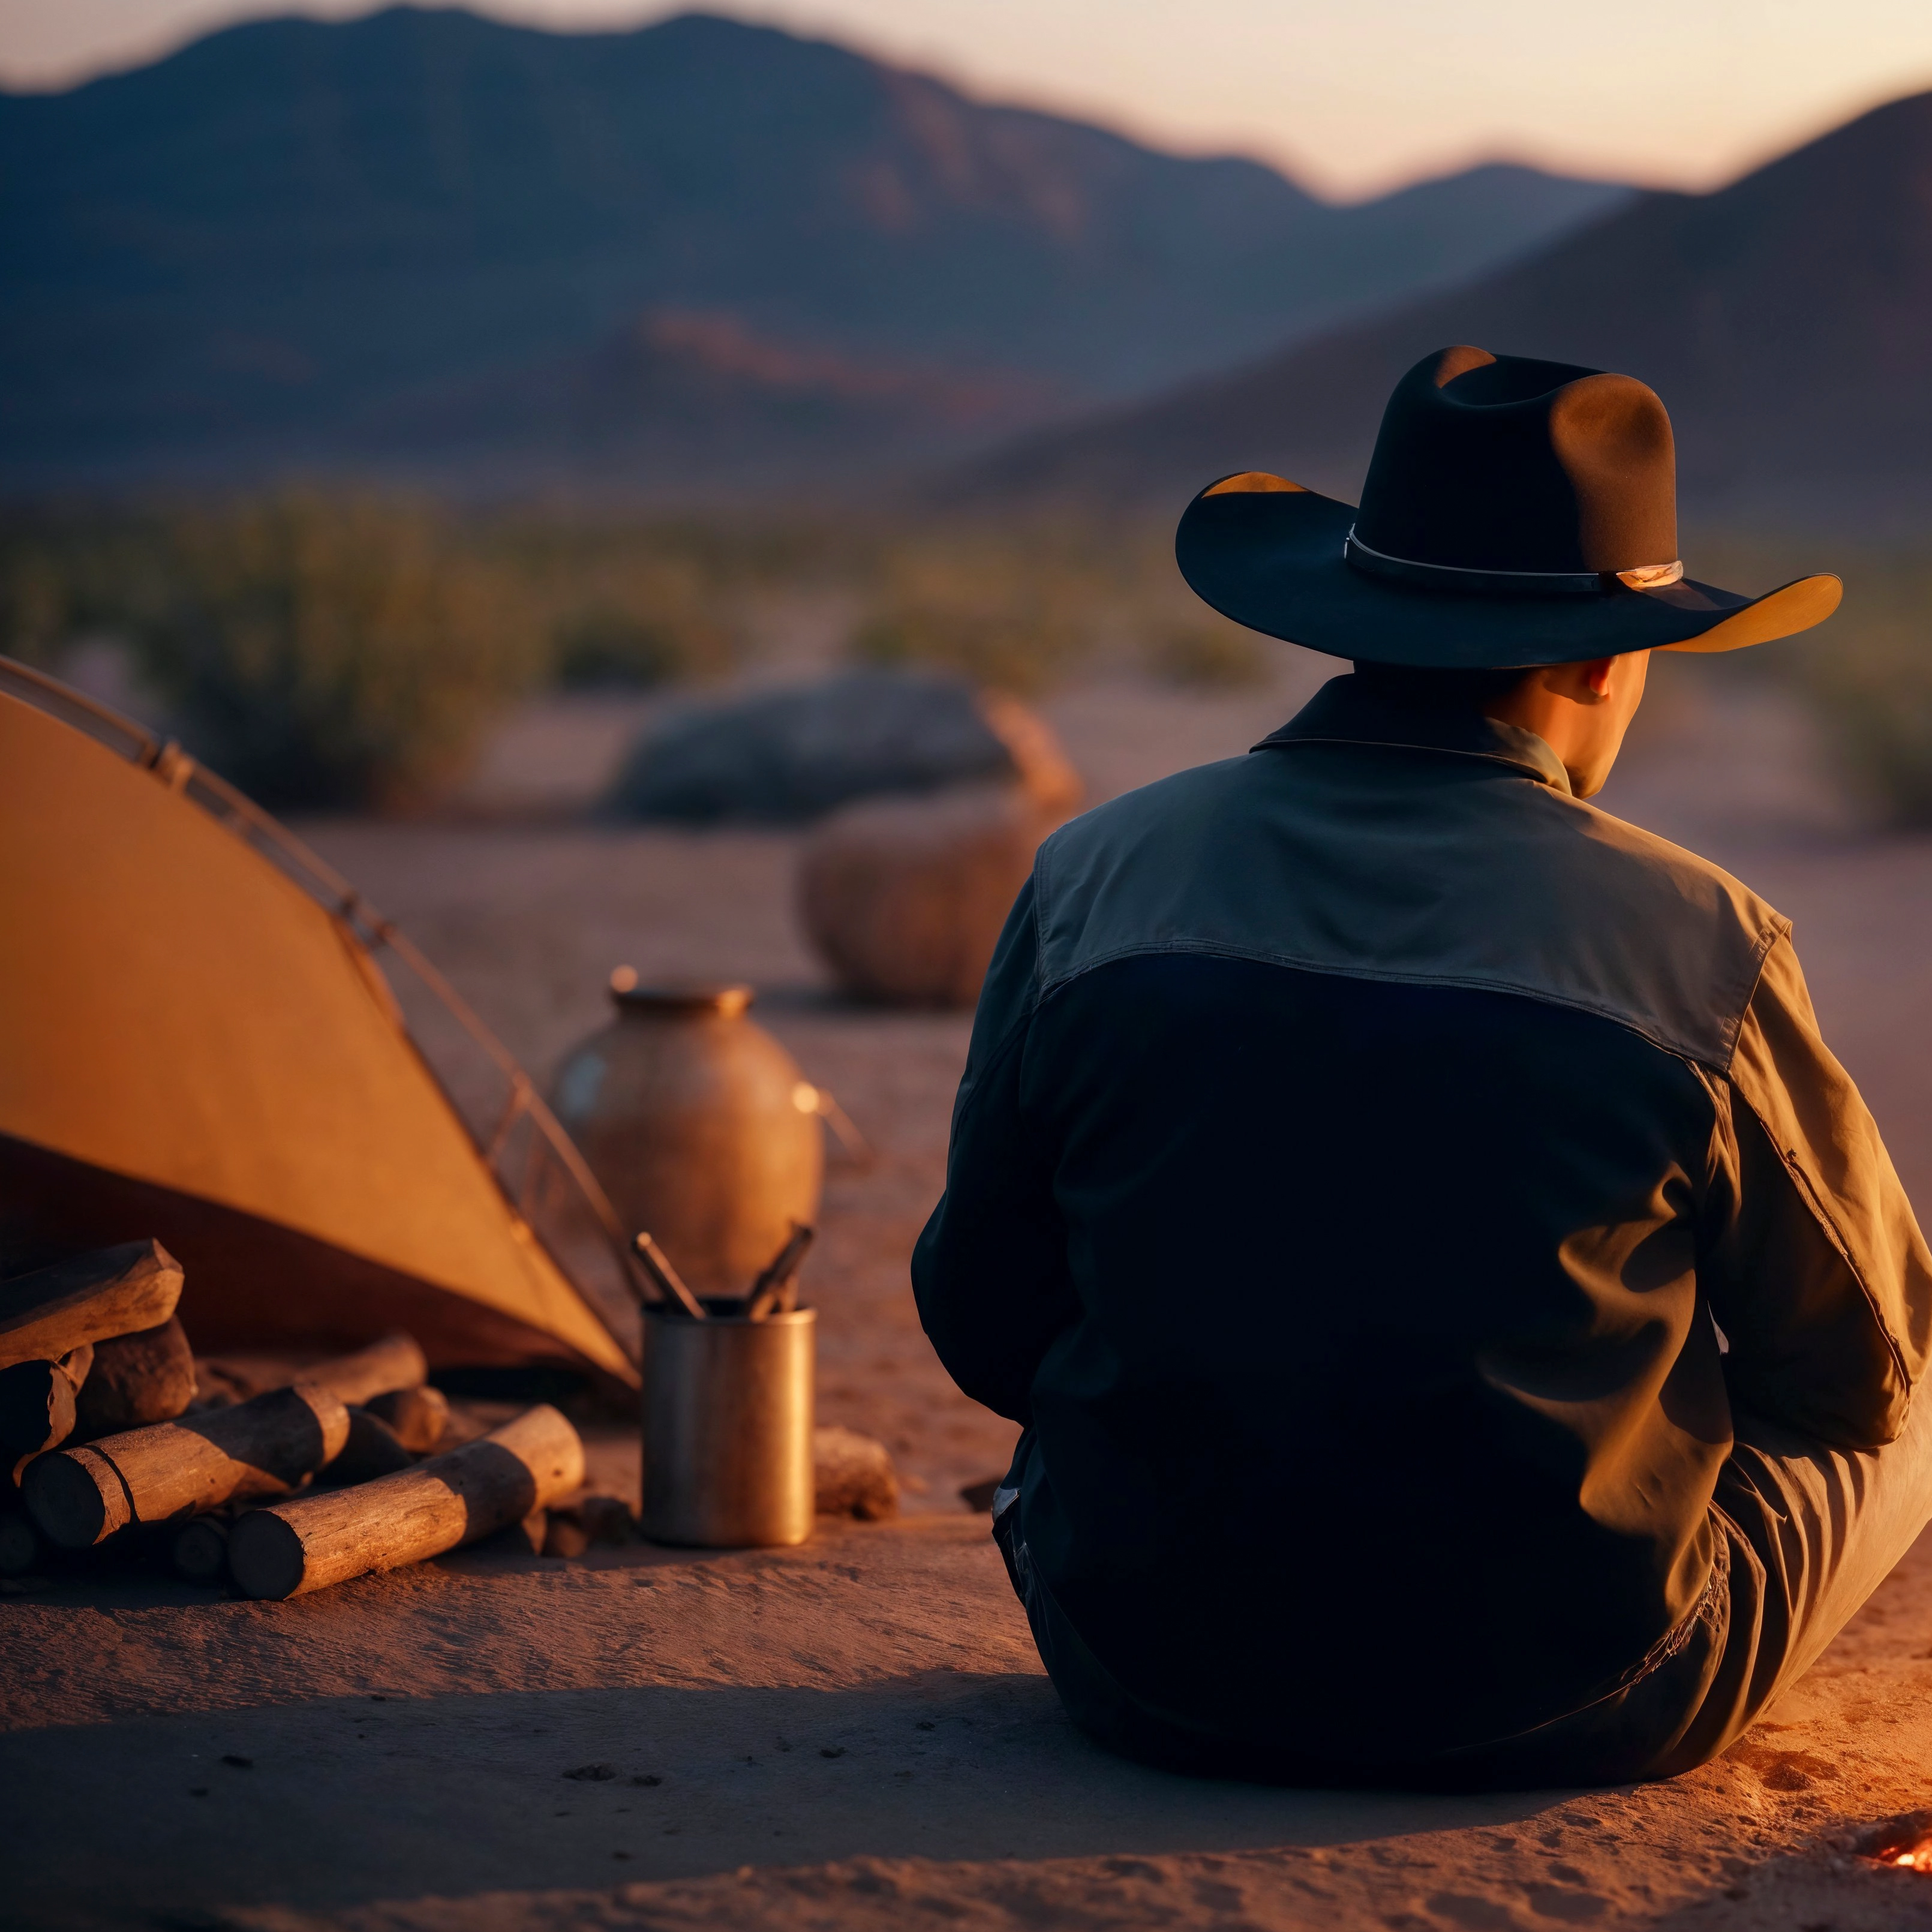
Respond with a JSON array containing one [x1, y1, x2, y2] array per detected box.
[[913, 678, 1932, 1763]]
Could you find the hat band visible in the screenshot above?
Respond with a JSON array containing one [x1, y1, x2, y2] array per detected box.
[[1345, 528, 1684, 599]]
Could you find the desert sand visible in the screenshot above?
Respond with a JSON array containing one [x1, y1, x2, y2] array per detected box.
[[11, 647, 1932, 1930]]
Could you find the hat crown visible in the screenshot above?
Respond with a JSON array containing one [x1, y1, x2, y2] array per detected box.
[[1353, 348, 1678, 576]]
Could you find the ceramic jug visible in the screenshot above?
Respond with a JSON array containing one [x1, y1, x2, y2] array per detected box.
[[549, 978, 822, 1299]]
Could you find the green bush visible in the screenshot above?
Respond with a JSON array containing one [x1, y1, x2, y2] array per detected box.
[[133, 492, 542, 811]]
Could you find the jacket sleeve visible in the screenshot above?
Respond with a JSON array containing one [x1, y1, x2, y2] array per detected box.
[[911, 873, 1078, 1425], [1705, 933, 1932, 1447]]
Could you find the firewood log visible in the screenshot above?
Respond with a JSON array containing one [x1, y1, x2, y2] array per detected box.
[[26, 1445, 130, 1541], [23, 1382, 351, 1549], [170, 1514, 230, 1583], [539, 1494, 637, 1558], [0, 1505, 43, 1576], [0, 1242, 183, 1371], [74, 1318, 195, 1435], [429, 1405, 489, 1453], [540, 1510, 591, 1558], [286, 1333, 427, 1407], [362, 1384, 450, 1454], [227, 1405, 584, 1600], [0, 1344, 92, 1462], [329, 1408, 415, 1483], [190, 1333, 429, 1410]]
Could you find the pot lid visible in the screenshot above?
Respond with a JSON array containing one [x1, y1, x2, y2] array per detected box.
[[608, 967, 753, 1018]]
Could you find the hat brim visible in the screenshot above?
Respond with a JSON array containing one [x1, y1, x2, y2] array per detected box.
[[1176, 474, 1841, 669]]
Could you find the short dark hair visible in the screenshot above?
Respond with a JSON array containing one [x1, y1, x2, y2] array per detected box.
[[1351, 661, 1536, 709]]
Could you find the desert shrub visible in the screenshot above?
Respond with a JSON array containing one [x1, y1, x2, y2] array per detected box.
[[132, 491, 542, 811], [0, 509, 171, 665], [848, 533, 1104, 695], [1782, 550, 1932, 825], [1144, 621, 1270, 690], [853, 602, 1085, 696], [548, 561, 738, 689], [0, 537, 68, 666], [554, 604, 686, 686], [1682, 527, 1932, 828], [7, 498, 1202, 770], [473, 510, 756, 689]]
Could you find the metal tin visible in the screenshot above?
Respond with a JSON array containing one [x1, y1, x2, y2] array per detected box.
[[641, 1303, 816, 1548]]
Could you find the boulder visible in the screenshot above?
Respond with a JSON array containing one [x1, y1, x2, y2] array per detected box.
[[798, 782, 1061, 1007], [813, 1426, 899, 1521], [605, 669, 1078, 823]]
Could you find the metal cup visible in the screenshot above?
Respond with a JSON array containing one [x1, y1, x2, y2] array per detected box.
[[641, 1303, 816, 1548]]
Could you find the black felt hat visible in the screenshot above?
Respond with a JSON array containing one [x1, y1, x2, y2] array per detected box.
[[1175, 345, 1840, 668]]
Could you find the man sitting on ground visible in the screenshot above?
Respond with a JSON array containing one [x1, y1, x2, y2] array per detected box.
[[912, 347, 1932, 1788]]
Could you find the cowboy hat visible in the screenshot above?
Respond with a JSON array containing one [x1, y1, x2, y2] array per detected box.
[[1175, 345, 1840, 668]]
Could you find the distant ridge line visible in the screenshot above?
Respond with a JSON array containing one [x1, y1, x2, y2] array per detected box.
[[938, 86, 1932, 524], [0, 5, 1630, 493]]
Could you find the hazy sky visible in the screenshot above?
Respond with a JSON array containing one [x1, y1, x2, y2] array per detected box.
[[9, 0, 1932, 198]]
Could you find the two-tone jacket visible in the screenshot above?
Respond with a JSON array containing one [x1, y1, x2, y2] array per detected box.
[[912, 672, 1932, 1764]]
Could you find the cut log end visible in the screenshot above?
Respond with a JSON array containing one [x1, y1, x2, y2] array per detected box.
[[0, 1358, 80, 1458], [23, 1444, 130, 1548], [227, 1509, 307, 1601], [170, 1515, 231, 1583], [0, 1509, 43, 1577]]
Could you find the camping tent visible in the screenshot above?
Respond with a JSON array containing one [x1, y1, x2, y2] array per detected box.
[[0, 658, 637, 1386]]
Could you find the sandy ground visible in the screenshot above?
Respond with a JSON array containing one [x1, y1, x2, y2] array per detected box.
[[13, 648, 1932, 1930]]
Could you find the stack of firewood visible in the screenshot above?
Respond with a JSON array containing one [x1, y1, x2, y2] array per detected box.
[[1, 1240, 588, 1599]]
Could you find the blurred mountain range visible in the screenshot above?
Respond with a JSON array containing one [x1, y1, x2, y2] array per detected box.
[[955, 90, 1932, 525], [0, 5, 1630, 492]]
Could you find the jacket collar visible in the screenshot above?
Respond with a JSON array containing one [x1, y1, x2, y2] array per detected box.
[[1254, 674, 1573, 796]]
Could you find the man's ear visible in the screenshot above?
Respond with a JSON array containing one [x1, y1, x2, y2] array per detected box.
[[1575, 657, 1617, 702]]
